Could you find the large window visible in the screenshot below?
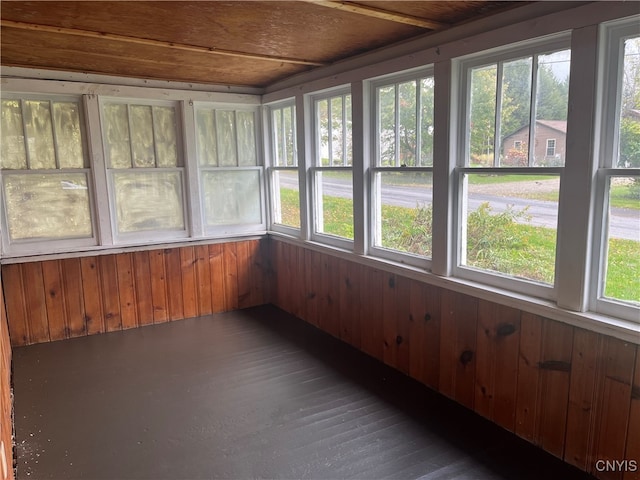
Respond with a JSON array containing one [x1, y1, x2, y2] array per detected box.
[[593, 20, 640, 321], [1, 96, 95, 253], [195, 105, 263, 234], [456, 38, 571, 297], [101, 99, 187, 240], [310, 89, 353, 246], [370, 71, 434, 266], [268, 101, 300, 231]]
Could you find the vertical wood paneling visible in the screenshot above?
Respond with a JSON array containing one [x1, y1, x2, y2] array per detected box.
[[22, 262, 50, 343], [0, 271, 15, 480], [305, 249, 322, 328], [408, 280, 440, 390], [474, 300, 521, 431], [2, 264, 29, 346], [223, 242, 239, 312], [359, 267, 384, 361], [149, 249, 169, 323], [98, 255, 122, 332], [61, 258, 87, 338], [624, 347, 640, 480], [132, 251, 154, 327], [439, 290, 478, 409], [590, 337, 636, 480], [209, 244, 225, 313], [382, 273, 399, 369], [295, 245, 307, 320], [515, 312, 543, 442], [80, 257, 104, 335], [194, 245, 213, 316], [236, 241, 252, 310], [116, 253, 138, 330], [565, 328, 601, 471], [180, 247, 198, 318], [41, 260, 67, 341], [165, 248, 184, 321], [537, 318, 574, 458], [339, 260, 361, 349]]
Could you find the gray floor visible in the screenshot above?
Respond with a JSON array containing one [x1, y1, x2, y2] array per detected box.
[[12, 305, 595, 479]]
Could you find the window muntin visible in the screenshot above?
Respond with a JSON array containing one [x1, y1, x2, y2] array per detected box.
[[102, 99, 187, 238], [311, 91, 353, 244], [595, 25, 640, 320], [371, 73, 434, 265], [269, 103, 300, 230], [1, 97, 95, 248], [458, 41, 570, 293], [195, 105, 263, 232]]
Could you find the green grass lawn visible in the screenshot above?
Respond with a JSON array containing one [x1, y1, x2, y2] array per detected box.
[[278, 187, 639, 303]]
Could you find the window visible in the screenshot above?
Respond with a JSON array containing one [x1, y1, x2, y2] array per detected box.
[[101, 99, 187, 240], [370, 72, 434, 266], [268, 101, 300, 231], [546, 139, 556, 157], [593, 20, 640, 322], [310, 89, 353, 246], [514, 140, 523, 150], [1, 96, 96, 253], [456, 38, 571, 297], [195, 105, 263, 234]]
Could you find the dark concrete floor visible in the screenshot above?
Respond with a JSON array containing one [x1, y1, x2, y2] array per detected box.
[[12, 305, 596, 480]]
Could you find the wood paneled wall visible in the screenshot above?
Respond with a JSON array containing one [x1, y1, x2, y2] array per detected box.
[[2, 239, 268, 347], [270, 239, 640, 480], [0, 273, 14, 480]]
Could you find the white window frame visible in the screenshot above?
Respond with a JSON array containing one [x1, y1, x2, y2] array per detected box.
[[99, 97, 190, 245], [308, 86, 354, 250], [453, 34, 571, 300], [368, 68, 434, 269], [546, 138, 557, 157], [193, 102, 266, 237], [591, 18, 640, 323], [266, 99, 301, 236], [0, 93, 99, 256]]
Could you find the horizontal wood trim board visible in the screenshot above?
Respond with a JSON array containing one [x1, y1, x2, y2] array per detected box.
[[2, 239, 268, 348], [268, 239, 639, 480]]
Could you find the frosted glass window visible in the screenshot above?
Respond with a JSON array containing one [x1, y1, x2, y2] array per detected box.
[[3, 173, 92, 240], [53, 102, 86, 168], [237, 111, 257, 166], [196, 109, 218, 166], [113, 171, 185, 233], [104, 103, 132, 168], [1, 99, 27, 169], [130, 105, 155, 168], [201, 170, 261, 226], [154, 107, 178, 167], [216, 110, 237, 167], [24, 100, 56, 169]]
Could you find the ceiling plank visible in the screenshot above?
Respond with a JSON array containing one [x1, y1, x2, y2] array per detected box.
[[303, 1, 448, 30], [0, 19, 328, 67]]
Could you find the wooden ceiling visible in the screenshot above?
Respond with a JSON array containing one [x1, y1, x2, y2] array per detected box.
[[1, 1, 513, 88]]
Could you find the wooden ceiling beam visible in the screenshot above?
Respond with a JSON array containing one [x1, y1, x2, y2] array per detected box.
[[302, 1, 448, 30], [0, 19, 328, 67]]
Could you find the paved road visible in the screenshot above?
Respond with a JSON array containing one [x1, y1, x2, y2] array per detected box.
[[278, 176, 639, 241]]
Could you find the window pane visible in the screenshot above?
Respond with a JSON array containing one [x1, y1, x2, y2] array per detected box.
[[24, 100, 56, 169], [420, 78, 435, 167], [469, 65, 497, 166], [129, 105, 155, 168], [533, 49, 570, 166], [201, 170, 262, 226], [374, 171, 432, 257], [345, 95, 353, 167], [154, 106, 178, 168], [462, 173, 559, 284], [317, 99, 329, 166], [618, 36, 640, 168], [216, 110, 237, 167], [113, 171, 184, 233], [104, 103, 132, 168], [398, 81, 417, 166], [378, 85, 396, 166], [499, 57, 532, 166], [316, 170, 353, 239], [53, 102, 85, 169], [3, 173, 92, 240], [331, 97, 344, 166], [237, 111, 257, 166], [602, 176, 640, 304], [283, 106, 296, 166], [196, 109, 217, 166], [272, 170, 300, 228], [273, 108, 284, 166], [1, 99, 27, 169]]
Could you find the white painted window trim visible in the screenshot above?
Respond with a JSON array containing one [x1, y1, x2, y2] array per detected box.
[[367, 67, 435, 269], [590, 18, 640, 323], [307, 86, 355, 251]]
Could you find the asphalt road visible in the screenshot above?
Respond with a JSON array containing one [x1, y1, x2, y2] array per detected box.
[[277, 176, 639, 241]]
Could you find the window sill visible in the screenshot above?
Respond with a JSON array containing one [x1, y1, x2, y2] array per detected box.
[[268, 232, 640, 345]]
